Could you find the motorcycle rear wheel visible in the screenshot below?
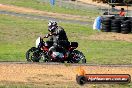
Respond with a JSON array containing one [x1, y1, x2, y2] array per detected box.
[[70, 50, 86, 63]]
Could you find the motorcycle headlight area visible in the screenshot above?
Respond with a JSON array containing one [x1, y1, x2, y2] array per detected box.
[[36, 37, 41, 48]]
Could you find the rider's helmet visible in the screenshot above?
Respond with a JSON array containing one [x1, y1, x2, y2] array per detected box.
[[48, 21, 57, 32]]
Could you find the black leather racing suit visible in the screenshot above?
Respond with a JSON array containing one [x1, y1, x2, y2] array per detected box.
[[48, 26, 69, 54]]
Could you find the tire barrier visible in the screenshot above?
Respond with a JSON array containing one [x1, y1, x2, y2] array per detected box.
[[121, 20, 131, 34], [101, 16, 132, 34], [101, 17, 111, 32], [111, 19, 121, 33]]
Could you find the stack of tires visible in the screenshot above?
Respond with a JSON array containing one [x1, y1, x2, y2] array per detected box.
[[101, 17, 111, 32], [121, 20, 131, 34], [111, 18, 121, 33], [101, 16, 132, 34]]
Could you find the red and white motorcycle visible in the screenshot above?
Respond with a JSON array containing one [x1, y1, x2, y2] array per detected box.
[[26, 37, 86, 63]]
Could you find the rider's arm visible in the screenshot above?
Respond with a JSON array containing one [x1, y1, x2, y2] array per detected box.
[[43, 32, 56, 38], [43, 34, 49, 38], [50, 32, 57, 36]]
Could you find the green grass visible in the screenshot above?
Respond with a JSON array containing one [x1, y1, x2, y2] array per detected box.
[[0, 14, 132, 64], [0, 0, 99, 17], [81, 40, 132, 64]]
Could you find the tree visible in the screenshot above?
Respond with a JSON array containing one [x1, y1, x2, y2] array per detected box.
[[92, 0, 132, 3], [124, 0, 132, 3]]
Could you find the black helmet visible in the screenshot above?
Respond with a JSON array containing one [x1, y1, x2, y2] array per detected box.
[[48, 21, 57, 32]]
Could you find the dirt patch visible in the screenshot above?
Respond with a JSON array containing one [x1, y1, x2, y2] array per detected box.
[[0, 63, 131, 87], [77, 0, 109, 7], [0, 4, 89, 22], [89, 32, 132, 42]]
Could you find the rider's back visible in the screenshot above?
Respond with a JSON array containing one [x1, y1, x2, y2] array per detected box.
[[55, 26, 68, 41]]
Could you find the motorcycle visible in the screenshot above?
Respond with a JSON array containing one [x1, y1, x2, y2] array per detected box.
[[26, 37, 86, 63]]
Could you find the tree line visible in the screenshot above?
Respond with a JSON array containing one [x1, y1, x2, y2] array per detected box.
[[92, 0, 132, 3]]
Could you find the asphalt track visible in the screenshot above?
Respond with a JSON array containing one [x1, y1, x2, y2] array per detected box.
[[0, 10, 91, 26]]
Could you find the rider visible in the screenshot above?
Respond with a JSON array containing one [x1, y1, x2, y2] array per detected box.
[[119, 8, 125, 16], [44, 20, 69, 55]]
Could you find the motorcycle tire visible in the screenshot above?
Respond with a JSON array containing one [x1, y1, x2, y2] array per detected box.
[[111, 20, 121, 24], [115, 17, 126, 21], [26, 47, 41, 62], [70, 50, 86, 63], [101, 21, 111, 25], [111, 23, 120, 27]]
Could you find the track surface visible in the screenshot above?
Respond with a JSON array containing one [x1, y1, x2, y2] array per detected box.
[[0, 62, 131, 87], [0, 10, 90, 25]]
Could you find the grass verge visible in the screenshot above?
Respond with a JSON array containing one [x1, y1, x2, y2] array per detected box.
[[0, 14, 132, 64], [0, 0, 99, 17]]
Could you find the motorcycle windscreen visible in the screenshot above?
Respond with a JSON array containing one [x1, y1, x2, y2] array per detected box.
[[36, 37, 41, 48]]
